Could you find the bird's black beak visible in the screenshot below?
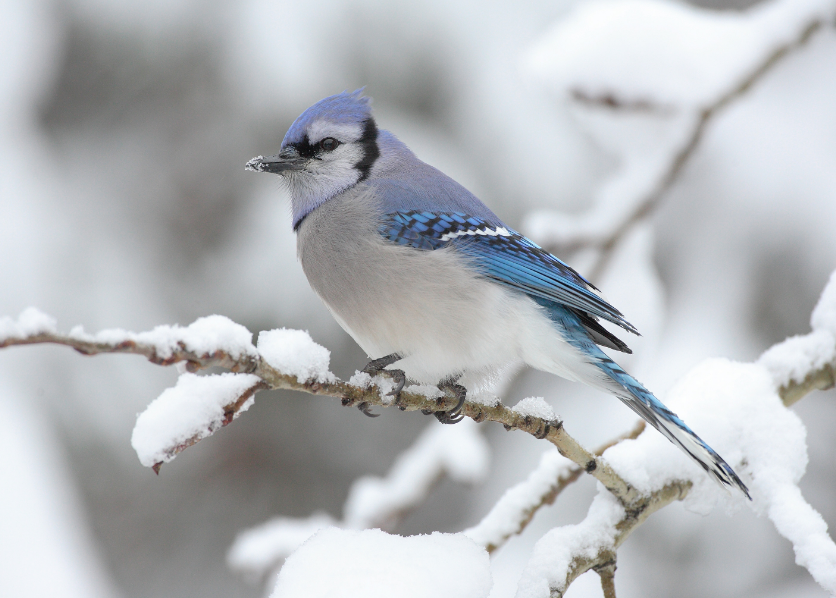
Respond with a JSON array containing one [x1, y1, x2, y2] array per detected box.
[[245, 148, 306, 174]]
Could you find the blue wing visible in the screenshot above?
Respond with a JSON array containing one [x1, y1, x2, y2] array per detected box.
[[380, 211, 639, 339]]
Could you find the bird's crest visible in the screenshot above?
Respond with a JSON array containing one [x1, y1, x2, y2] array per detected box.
[[282, 88, 373, 147]]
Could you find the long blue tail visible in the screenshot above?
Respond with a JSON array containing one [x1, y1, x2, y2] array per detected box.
[[591, 346, 750, 499], [547, 302, 751, 499]]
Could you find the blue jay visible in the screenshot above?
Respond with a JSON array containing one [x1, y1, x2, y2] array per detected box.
[[246, 90, 749, 498]]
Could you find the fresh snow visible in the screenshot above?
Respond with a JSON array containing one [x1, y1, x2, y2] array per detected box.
[[759, 269, 836, 389], [131, 372, 261, 467], [516, 492, 625, 598], [72, 315, 258, 360], [269, 528, 492, 598], [512, 268, 836, 595], [0, 307, 57, 340], [229, 420, 491, 582], [1, 311, 261, 361], [348, 370, 372, 388], [465, 449, 573, 549], [227, 513, 337, 583], [524, 0, 836, 109], [511, 397, 557, 421], [257, 328, 335, 384], [344, 420, 489, 529]]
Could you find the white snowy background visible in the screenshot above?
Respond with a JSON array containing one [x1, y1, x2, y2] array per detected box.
[[1, 0, 835, 596]]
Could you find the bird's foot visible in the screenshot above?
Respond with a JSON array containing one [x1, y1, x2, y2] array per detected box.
[[355, 402, 379, 418], [433, 379, 467, 425], [361, 353, 406, 413]]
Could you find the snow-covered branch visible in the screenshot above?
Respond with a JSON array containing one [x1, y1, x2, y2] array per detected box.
[[464, 421, 646, 554], [3, 264, 834, 597], [465, 319, 836, 563], [510, 269, 836, 597], [2, 263, 835, 598], [228, 419, 491, 584], [0, 308, 637, 504], [524, 0, 836, 280]]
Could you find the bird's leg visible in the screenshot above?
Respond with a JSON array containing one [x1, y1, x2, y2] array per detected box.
[[359, 353, 406, 416], [433, 375, 467, 424]]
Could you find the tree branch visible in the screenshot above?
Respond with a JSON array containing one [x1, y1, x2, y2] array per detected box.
[[536, 353, 836, 596], [537, 11, 834, 283], [593, 555, 618, 598], [3, 287, 834, 597], [468, 421, 646, 554], [0, 319, 638, 502], [780, 361, 836, 407]]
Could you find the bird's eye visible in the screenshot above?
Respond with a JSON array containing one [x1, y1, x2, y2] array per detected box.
[[319, 137, 339, 152]]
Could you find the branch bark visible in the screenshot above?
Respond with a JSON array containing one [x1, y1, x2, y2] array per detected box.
[[594, 555, 618, 598], [781, 361, 836, 407], [0, 327, 637, 502]]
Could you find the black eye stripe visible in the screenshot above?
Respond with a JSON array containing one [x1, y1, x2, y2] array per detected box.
[[286, 119, 378, 176], [290, 136, 341, 158], [293, 135, 317, 159]]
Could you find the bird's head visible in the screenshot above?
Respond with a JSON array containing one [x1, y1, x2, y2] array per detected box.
[[247, 89, 380, 228]]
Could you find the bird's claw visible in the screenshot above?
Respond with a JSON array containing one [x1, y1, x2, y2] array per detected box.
[[356, 402, 380, 418], [433, 381, 467, 425], [361, 353, 406, 403], [384, 369, 406, 397]]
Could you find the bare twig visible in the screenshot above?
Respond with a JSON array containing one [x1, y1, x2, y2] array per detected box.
[[594, 555, 618, 598]]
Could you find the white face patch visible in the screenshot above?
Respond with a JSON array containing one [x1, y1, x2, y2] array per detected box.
[[439, 226, 511, 242], [307, 119, 363, 145], [284, 131, 367, 224]]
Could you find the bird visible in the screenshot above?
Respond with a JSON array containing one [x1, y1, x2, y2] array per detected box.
[[246, 89, 750, 498]]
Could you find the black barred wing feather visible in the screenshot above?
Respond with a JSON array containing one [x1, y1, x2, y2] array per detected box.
[[380, 211, 639, 336]]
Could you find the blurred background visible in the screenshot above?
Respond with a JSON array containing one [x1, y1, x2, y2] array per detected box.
[[1, 0, 834, 596]]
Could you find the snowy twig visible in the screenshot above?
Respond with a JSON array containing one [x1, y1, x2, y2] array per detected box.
[[528, 4, 834, 282], [780, 360, 836, 407], [0, 309, 636, 502], [0, 327, 259, 372], [342, 419, 489, 531], [517, 265, 836, 596], [2, 307, 832, 495], [549, 482, 691, 598], [474, 345, 834, 559], [3, 266, 835, 598], [516, 351, 836, 597], [466, 421, 646, 553], [584, 14, 829, 281], [228, 419, 490, 582]]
